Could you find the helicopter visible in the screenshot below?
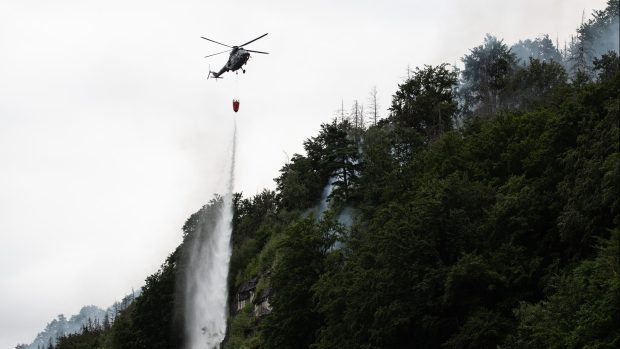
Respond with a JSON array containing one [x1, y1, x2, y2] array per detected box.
[[202, 33, 269, 79]]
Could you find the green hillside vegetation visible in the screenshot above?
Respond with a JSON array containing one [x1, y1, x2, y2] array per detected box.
[[50, 2, 619, 348]]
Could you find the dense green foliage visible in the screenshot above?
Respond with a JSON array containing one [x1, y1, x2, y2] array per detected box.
[[507, 229, 619, 348], [50, 3, 618, 348]]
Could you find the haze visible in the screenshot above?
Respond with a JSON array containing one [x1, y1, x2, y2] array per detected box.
[[0, 0, 607, 347]]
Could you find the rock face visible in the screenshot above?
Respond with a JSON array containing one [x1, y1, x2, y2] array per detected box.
[[235, 274, 273, 319], [253, 287, 273, 318], [236, 277, 258, 312]]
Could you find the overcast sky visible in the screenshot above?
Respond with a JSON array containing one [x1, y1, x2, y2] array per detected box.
[[0, 0, 608, 347]]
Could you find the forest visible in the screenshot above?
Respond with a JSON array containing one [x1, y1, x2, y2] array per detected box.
[[41, 1, 618, 348]]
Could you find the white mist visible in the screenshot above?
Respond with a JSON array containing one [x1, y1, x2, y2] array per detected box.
[[184, 119, 237, 349]]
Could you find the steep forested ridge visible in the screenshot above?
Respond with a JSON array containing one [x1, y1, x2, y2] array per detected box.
[[44, 2, 618, 348]]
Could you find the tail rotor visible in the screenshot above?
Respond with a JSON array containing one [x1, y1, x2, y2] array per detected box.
[[207, 65, 222, 80]]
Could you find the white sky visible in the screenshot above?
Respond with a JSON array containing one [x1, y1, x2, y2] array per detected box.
[[0, 0, 607, 347]]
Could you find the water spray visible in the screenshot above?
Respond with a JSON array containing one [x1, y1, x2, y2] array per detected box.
[[184, 118, 237, 349]]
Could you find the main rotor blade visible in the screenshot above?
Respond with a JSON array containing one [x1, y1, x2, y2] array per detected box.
[[246, 50, 269, 54], [239, 33, 268, 47], [204, 49, 231, 58], [200, 36, 232, 48]]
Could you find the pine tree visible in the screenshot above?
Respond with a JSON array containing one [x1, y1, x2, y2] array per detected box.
[[367, 85, 380, 126], [103, 312, 111, 331]]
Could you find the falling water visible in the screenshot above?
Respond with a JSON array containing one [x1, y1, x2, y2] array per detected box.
[[184, 119, 237, 349]]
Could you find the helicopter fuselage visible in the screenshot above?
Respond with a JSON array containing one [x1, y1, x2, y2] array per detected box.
[[227, 47, 251, 71], [213, 47, 250, 78]]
